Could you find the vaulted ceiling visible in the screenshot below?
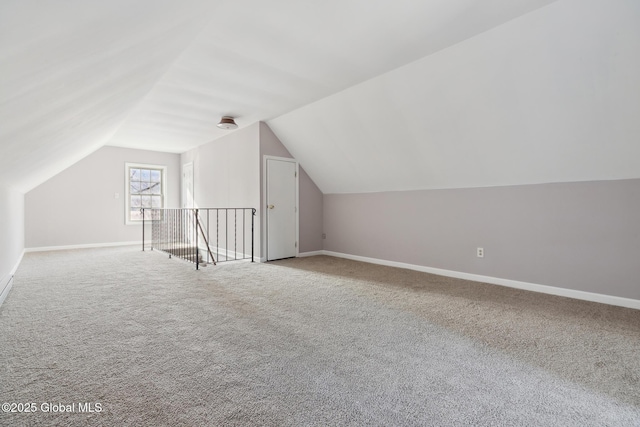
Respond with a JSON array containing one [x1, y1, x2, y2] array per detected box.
[[1, 0, 638, 193]]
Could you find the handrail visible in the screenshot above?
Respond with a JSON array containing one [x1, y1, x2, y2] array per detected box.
[[141, 207, 255, 269]]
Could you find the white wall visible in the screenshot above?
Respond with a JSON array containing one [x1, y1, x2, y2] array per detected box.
[[0, 186, 24, 304], [25, 146, 180, 249], [181, 123, 262, 257], [181, 124, 260, 209]]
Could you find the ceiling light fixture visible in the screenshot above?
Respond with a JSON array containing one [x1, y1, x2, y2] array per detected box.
[[217, 116, 238, 130]]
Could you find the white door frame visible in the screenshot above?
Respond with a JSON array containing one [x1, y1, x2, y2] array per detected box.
[[182, 162, 194, 208], [263, 155, 299, 261]]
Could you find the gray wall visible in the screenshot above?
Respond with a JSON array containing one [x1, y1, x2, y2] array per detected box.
[[25, 146, 180, 248], [298, 167, 323, 253], [259, 122, 323, 254], [323, 179, 640, 300], [0, 186, 24, 297]]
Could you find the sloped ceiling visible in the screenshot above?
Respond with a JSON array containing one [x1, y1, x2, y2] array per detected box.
[[106, 0, 558, 153], [3, 1, 639, 195], [0, 0, 562, 192], [0, 0, 216, 192], [269, 0, 640, 193]]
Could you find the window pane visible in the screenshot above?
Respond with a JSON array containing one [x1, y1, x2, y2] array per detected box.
[[143, 209, 155, 220], [130, 208, 142, 221], [130, 195, 142, 208], [130, 182, 141, 194], [149, 182, 161, 195], [141, 182, 152, 194], [150, 170, 161, 183], [127, 165, 164, 223]]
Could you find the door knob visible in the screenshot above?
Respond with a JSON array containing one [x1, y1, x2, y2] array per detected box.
[[268, 204, 275, 209]]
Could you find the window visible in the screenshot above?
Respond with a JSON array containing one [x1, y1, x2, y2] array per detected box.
[[125, 163, 166, 224]]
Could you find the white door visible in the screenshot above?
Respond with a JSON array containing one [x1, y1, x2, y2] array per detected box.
[[182, 162, 194, 208], [266, 158, 298, 261]]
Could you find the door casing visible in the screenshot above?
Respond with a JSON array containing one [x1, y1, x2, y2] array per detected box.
[[182, 162, 194, 208], [263, 155, 299, 261]]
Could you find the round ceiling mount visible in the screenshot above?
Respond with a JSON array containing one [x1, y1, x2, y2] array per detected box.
[[217, 116, 238, 130]]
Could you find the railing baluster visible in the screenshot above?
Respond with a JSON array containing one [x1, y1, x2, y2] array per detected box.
[[171, 209, 174, 259], [182, 209, 185, 262], [226, 209, 228, 263], [143, 207, 255, 266], [195, 209, 199, 270], [181, 209, 184, 261], [216, 209, 219, 263]]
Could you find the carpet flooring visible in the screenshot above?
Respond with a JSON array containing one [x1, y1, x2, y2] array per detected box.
[[0, 246, 639, 426]]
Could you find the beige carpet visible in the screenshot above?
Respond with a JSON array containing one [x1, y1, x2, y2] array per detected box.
[[0, 246, 639, 426]]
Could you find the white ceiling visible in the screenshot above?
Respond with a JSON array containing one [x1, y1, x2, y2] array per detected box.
[[269, 0, 640, 193], [0, 0, 216, 191], [107, 0, 558, 153], [3, 0, 638, 195], [0, 0, 561, 192]]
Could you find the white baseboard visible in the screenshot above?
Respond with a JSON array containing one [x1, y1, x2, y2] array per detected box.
[[319, 250, 640, 311], [25, 241, 141, 253], [0, 249, 25, 308], [298, 250, 324, 258], [10, 249, 25, 276], [0, 277, 12, 308], [200, 245, 254, 262], [263, 250, 322, 261]]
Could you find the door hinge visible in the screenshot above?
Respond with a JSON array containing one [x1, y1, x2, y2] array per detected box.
[[294, 171, 297, 178], [295, 241, 298, 248]]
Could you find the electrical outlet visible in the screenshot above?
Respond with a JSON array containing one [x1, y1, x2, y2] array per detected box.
[[322, 233, 326, 239], [477, 247, 484, 258]]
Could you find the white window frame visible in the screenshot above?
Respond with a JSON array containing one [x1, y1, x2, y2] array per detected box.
[[125, 162, 167, 225]]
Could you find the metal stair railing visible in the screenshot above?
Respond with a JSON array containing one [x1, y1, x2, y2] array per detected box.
[[141, 207, 256, 269]]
